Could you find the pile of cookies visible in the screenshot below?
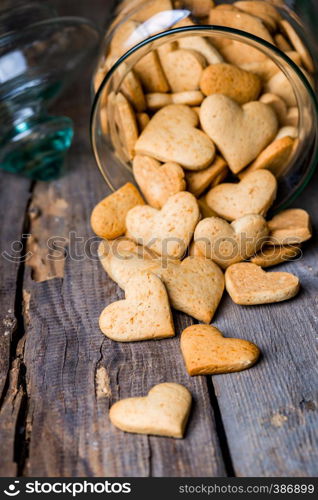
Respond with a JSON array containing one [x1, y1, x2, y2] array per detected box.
[[90, 0, 314, 438], [91, 182, 311, 437], [96, 0, 315, 179]]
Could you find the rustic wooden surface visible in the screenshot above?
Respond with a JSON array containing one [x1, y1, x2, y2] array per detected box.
[[0, 0, 318, 478]]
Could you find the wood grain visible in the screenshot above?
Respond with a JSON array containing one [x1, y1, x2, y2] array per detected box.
[[0, 0, 318, 478], [16, 0, 225, 477], [211, 179, 318, 477], [0, 173, 31, 475], [21, 83, 225, 478], [0, 175, 31, 398], [23, 273, 225, 476]]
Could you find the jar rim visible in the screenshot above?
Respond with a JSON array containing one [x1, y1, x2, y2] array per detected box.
[[0, 15, 100, 48]]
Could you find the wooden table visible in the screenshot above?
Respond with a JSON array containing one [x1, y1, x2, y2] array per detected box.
[[0, 0, 318, 478]]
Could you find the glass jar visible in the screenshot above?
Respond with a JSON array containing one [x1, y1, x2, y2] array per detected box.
[[91, 0, 318, 212], [0, 3, 99, 180]]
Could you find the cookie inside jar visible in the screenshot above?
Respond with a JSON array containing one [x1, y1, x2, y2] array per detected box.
[[91, 0, 318, 213]]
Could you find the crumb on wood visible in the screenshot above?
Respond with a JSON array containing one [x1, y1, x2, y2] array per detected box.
[[271, 413, 288, 428], [3, 316, 16, 330], [95, 366, 112, 399]]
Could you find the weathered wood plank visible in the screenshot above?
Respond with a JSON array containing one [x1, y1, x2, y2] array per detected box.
[[20, 0, 226, 477], [2, 0, 318, 478], [211, 174, 318, 477], [0, 173, 31, 476], [21, 114, 225, 477], [0, 174, 31, 398]]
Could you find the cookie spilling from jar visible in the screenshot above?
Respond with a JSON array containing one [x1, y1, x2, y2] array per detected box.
[[91, 183, 312, 438], [91, 0, 314, 438], [95, 0, 315, 183]]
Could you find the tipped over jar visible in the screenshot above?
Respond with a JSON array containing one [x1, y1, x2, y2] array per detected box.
[[91, 0, 318, 213]]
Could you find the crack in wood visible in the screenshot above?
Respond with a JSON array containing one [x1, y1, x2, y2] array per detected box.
[[147, 436, 153, 477], [206, 377, 236, 477], [2, 184, 35, 476]]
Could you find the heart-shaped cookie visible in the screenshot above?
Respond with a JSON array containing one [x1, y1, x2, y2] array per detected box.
[[91, 183, 145, 239], [135, 104, 215, 170], [194, 214, 269, 268], [265, 71, 296, 107], [208, 8, 274, 65], [259, 93, 288, 124], [98, 239, 162, 289], [225, 262, 300, 304], [160, 257, 224, 323], [132, 155, 186, 209], [126, 191, 200, 259], [114, 93, 139, 160], [178, 34, 223, 64], [134, 51, 170, 93], [109, 383, 192, 438], [235, 1, 281, 29], [267, 208, 312, 245], [205, 170, 277, 221], [99, 272, 174, 341], [250, 244, 301, 268], [185, 155, 229, 197], [239, 136, 295, 179], [200, 63, 261, 104], [200, 95, 278, 173], [160, 48, 206, 92], [98, 241, 224, 323], [181, 324, 260, 375]]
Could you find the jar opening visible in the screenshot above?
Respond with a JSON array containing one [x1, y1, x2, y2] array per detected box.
[[92, 23, 318, 213]]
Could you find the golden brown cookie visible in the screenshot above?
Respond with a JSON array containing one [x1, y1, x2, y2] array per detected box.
[[279, 19, 315, 72], [131, 0, 173, 21], [225, 262, 300, 304], [161, 49, 206, 92], [200, 63, 262, 104], [205, 170, 277, 221], [200, 95, 278, 173], [239, 136, 295, 178], [126, 191, 200, 258], [135, 104, 215, 170], [209, 8, 273, 64], [275, 126, 298, 140], [99, 243, 225, 324], [114, 93, 139, 160], [274, 33, 292, 51], [178, 36, 223, 64], [265, 71, 296, 107], [259, 93, 288, 124], [250, 244, 301, 268], [194, 214, 269, 268], [109, 383, 192, 438], [134, 51, 170, 92], [284, 107, 299, 127], [181, 324, 260, 375], [99, 272, 174, 341], [234, 1, 281, 31], [136, 112, 150, 131], [121, 70, 146, 112], [267, 208, 312, 245], [132, 155, 186, 208], [179, 0, 215, 18], [185, 155, 228, 197]]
